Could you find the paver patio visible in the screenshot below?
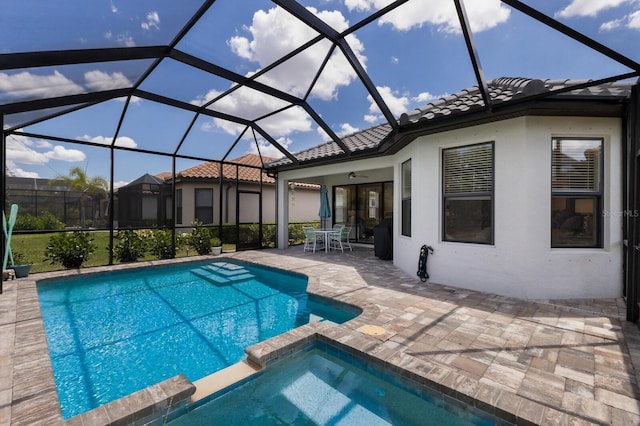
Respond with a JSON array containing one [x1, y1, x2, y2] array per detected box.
[[1, 247, 638, 425]]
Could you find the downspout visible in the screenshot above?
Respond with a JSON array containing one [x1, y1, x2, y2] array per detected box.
[[224, 182, 232, 223]]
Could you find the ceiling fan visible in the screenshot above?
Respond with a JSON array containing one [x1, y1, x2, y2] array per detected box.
[[348, 171, 368, 179]]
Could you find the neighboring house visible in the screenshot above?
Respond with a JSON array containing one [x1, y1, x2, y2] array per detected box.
[[115, 173, 171, 228], [172, 154, 320, 227], [270, 77, 635, 304], [116, 154, 320, 229]]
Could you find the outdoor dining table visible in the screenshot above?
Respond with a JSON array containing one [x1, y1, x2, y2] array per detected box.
[[314, 229, 338, 253]]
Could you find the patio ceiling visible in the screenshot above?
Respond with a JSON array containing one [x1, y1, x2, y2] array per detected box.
[[1, 0, 639, 176]]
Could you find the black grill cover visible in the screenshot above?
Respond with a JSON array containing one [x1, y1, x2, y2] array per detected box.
[[373, 218, 393, 260]]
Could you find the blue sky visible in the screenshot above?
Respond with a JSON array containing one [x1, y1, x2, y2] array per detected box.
[[2, 0, 639, 187]]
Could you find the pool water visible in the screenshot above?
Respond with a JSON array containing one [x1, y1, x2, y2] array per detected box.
[[37, 260, 357, 419], [167, 342, 499, 426]]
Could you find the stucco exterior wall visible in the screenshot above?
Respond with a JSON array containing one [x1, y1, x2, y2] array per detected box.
[[175, 181, 319, 226], [393, 116, 623, 299]]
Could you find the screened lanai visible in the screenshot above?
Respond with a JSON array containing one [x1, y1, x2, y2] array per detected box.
[[2, 1, 640, 283]]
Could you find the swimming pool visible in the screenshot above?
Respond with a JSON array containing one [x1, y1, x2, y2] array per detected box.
[[166, 341, 502, 425], [36, 260, 359, 419]]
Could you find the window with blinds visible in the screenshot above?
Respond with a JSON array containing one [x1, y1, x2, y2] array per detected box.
[[442, 142, 494, 244], [401, 159, 411, 236], [552, 138, 602, 191], [551, 138, 603, 248], [443, 142, 494, 195]]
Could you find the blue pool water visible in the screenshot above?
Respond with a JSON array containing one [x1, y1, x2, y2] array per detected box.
[[37, 260, 358, 419], [167, 342, 501, 426]]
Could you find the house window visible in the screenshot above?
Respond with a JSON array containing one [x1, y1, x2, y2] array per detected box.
[[551, 137, 603, 248], [442, 142, 494, 244], [176, 189, 182, 225], [194, 188, 213, 224], [401, 159, 411, 236]]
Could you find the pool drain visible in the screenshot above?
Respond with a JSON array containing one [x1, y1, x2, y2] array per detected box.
[[358, 324, 387, 337]]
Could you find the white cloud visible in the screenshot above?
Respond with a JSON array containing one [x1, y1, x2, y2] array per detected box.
[[84, 70, 132, 91], [110, 1, 118, 14], [315, 122, 360, 142], [104, 30, 135, 47], [247, 136, 293, 158], [600, 18, 624, 30], [44, 146, 86, 162], [363, 114, 379, 124], [365, 86, 410, 122], [601, 9, 640, 30], [413, 92, 439, 103], [141, 11, 160, 31], [556, 0, 629, 18], [114, 180, 130, 189], [346, 0, 510, 33], [390, 56, 399, 64], [228, 6, 365, 101], [119, 34, 136, 47], [79, 135, 138, 148], [8, 164, 39, 178], [6, 132, 85, 165], [629, 10, 640, 28], [0, 71, 84, 101], [5, 134, 50, 165], [337, 123, 360, 137], [193, 87, 311, 138]]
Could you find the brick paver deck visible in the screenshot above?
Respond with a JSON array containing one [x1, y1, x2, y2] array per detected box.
[[1, 247, 638, 425]]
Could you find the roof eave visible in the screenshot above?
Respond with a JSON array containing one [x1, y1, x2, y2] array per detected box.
[[384, 97, 628, 155]]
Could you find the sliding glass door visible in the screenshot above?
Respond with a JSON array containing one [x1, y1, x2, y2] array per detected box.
[[333, 182, 392, 244]]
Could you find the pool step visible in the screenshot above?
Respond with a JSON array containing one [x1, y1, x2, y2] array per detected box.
[[191, 263, 255, 286]]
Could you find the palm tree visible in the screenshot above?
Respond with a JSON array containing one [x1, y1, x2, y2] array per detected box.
[[51, 167, 108, 228]]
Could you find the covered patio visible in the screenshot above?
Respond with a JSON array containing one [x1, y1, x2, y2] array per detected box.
[[2, 247, 638, 425]]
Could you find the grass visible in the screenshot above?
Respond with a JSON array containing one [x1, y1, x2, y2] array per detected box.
[[8, 232, 222, 274]]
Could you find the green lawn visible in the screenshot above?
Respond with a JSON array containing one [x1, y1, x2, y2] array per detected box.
[[9, 232, 196, 274], [7, 223, 309, 274]]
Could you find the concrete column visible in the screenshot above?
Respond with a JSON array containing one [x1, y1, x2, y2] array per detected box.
[[276, 178, 289, 249]]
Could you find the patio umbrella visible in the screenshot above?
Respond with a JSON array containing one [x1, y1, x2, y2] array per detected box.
[[319, 185, 331, 228]]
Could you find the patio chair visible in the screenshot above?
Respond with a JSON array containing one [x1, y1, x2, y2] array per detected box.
[[303, 226, 323, 253], [330, 226, 352, 253]]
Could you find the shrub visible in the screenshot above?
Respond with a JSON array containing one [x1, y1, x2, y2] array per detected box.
[[14, 213, 39, 230], [113, 230, 147, 262], [148, 228, 176, 259], [45, 231, 95, 269], [37, 211, 65, 230], [209, 237, 221, 247], [288, 223, 308, 245], [11, 251, 32, 265], [14, 211, 64, 231], [189, 220, 212, 255]]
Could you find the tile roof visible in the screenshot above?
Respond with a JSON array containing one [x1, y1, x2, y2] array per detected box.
[[268, 77, 633, 168], [268, 123, 393, 167], [176, 154, 276, 184], [399, 77, 632, 125]]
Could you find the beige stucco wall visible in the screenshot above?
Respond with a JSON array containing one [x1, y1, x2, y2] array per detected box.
[[175, 181, 319, 226]]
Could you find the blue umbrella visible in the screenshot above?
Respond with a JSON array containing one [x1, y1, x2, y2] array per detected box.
[[319, 185, 331, 222]]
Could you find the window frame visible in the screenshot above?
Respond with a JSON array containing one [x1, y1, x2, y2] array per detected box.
[[401, 159, 411, 237], [551, 137, 604, 248], [441, 141, 495, 245]]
